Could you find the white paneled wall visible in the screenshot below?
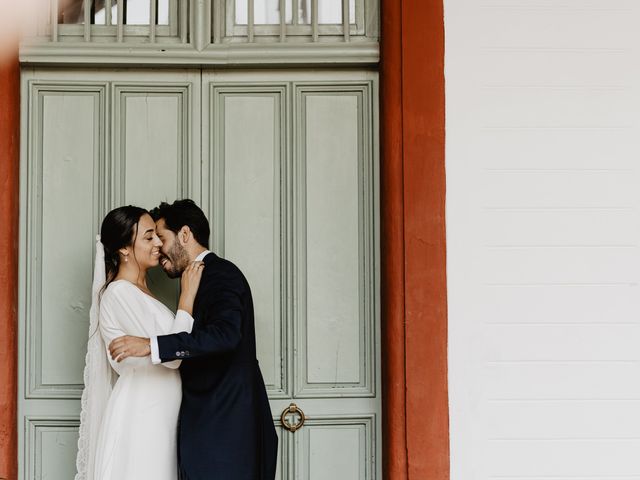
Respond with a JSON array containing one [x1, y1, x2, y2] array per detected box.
[[445, 0, 640, 478]]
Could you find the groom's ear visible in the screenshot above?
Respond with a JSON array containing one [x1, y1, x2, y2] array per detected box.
[[178, 226, 192, 245]]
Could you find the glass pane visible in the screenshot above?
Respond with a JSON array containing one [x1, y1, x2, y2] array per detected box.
[[292, 0, 356, 25], [234, 0, 357, 26], [125, 0, 150, 25], [94, 0, 170, 25], [158, 0, 169, 25], [58, 0, 106, 25], [317, 0, 356, 24], [234, 0, 247, 24], [235, 0, 292, 25], [94, 2, 110, 24]]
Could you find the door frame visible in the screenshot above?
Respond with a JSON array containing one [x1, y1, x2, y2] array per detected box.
[[0, 0, 448, 477]]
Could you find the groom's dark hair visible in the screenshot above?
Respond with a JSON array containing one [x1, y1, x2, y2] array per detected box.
[[151, 199, 210, 249]]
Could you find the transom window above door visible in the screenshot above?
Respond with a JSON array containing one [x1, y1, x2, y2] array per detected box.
[[19, 0, 379, 65]]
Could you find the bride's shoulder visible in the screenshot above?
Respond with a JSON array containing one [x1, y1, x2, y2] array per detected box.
[[101, 280, 138, 302]]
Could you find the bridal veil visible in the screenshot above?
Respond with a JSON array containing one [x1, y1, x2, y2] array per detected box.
[[75, 236, 114, 480]]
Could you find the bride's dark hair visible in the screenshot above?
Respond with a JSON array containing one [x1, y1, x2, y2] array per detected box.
[[100, 205, 149, 293]]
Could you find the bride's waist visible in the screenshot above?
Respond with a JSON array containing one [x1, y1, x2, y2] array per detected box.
[[116, 365, 181, 381]]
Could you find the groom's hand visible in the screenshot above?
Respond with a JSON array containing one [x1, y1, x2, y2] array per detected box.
[[109, 336, 151, 362]]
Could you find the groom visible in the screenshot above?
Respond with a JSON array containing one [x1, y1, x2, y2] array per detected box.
[[108, 199, 278, 480]]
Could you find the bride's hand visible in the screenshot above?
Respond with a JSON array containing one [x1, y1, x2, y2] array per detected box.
[[178, 261, 204, 315]]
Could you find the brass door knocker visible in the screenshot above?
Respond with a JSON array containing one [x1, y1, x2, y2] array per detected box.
[[280, 403, 306, 433]]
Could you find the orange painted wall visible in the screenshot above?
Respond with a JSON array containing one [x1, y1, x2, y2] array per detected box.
[[381, 0, 449, 478], [0, 56, 20, 480]]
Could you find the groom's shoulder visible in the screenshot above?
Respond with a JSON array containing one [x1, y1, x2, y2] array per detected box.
[[204, 252, 239, 271], [204, 254, 247, 284]]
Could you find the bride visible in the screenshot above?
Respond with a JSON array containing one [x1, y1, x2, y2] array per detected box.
[[75, 205, 204, 480]]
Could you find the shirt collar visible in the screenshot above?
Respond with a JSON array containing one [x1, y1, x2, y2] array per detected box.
[[195, 250, 211, 262]]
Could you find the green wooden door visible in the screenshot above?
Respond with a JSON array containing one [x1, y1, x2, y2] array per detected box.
[[18, 68, 380, 479]]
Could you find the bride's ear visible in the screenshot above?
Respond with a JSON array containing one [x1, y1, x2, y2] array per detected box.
[[118, 247, 130, 261]]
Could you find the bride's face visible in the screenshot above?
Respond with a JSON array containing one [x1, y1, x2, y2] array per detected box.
[[131, 214, 163, 269]]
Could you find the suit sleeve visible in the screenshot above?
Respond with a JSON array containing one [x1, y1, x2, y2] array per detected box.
[[154, 309, 194, 369], [150, 310, 195, 367], [156, 272, 243, 362]]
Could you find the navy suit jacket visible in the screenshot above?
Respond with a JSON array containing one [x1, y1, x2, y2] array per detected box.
[[157, 252, 278, 480]]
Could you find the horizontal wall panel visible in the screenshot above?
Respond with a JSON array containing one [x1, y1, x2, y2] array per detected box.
[[481, 209, 636, 246], [480, 171, 636, 208], [486, 439, 640, 477], [480, 247, 639, 284], [485, 324, 640, 361], [478, 284, 640, 325], [476, 88, 632, 126], [485, 363, 640, 399], [472, 128, 638, 170], [472, 50, 632, 85], [477, 8, 634, 49], [487, 400, 640, 439]]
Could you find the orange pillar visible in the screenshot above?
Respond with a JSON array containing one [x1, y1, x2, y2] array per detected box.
[[381, 0, 449, 478], [380, 0, 409, 477], [0, 56, 20, 480]]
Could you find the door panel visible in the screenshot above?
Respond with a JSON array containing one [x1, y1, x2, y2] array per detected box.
[[302, 93, 361, 386], [203, 70, 380, 480], [25, 418, 80, 480], [295, 85, 375, 398], [210, 84, 288, 397], [19, 70, 201, 480], [19, 69, 379, 479], [112, 80, 201, 308], [296, 417, 374, 480], [26, 85, 106, 401], [40, 92, 97, 390], [113, 82, 194, 208], [20, 82, 106, 480]]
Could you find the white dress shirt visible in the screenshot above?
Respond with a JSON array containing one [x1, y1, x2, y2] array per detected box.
[[150, 250, 211, 364]]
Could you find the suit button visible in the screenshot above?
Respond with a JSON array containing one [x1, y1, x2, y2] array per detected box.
[[175, 351, 181, 357], [185, 351, 190, 356]]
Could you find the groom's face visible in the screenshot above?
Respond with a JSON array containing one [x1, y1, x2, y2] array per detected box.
[[156, 218, 190, 279]]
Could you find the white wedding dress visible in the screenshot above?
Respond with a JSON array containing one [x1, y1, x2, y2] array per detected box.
[[92, 279, 193, 480]]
